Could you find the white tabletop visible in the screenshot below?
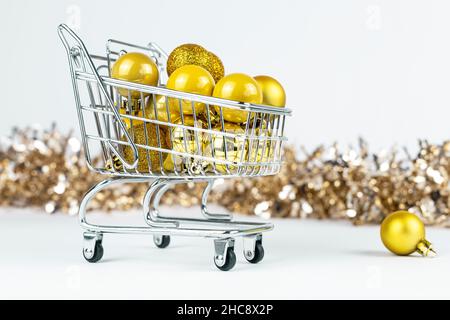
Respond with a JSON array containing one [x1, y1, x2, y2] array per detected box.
[[1, 207, 449, 299]]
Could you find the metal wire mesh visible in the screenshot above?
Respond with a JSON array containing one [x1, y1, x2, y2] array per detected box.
[[61, 29, 290, 179]]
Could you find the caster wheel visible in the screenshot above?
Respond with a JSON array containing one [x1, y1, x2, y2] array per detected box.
[[214, 247, 236, 271], [245, 240, 264, 264], [154, 235, 170, 249], [83, 240, 103, 263]]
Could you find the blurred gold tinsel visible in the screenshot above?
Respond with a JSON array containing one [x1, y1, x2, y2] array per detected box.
[[1, 125, 449, 226]]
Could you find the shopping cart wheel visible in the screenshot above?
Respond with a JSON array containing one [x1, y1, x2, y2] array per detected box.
[[83, 233, 103, 263], [214, 238, 236, 271], [214, 248, 236, 271], [83, 240, 104, 263], [154, 235, 170, 249], [243, 234, 264, 264], [245, 241, 264, 264]]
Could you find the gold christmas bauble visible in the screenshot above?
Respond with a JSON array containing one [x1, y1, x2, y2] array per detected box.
[[166, 65, 215, 115], [254, 75, 286, 107], [122, 122, 169, 172], [195, 105, 221, 128], [166, 116, 206, 173], [380, 211, 435, 256], [213, 73, 263, 123], [162, 152, 208, 174], [162, 154, 185, 173], [119, 99, 150, 128], [146, 94, 179, 123], [247, 120, 274, 170], [167, 44, 204, 75], [111, 52, 159, 98], [204, 122, 246, 173], [198, 51, 225, 83], [105, 155, 123, 172], [167, 116, 205, 155], [166, 44, 224, 82]]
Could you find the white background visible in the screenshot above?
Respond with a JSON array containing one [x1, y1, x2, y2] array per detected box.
[[1, 0, 449, 150], [2, 209, 450, 299]]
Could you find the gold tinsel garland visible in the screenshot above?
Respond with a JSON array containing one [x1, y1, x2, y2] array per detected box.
[[1, 125, 449, 226]]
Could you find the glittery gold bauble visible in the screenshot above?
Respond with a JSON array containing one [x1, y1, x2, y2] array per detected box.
[[213, 73, 263, 123], [167, 116, 205, 155], [198, 51, 225, 83], [166, 65, 215, 115], [167, 44, 204, 75], [204, 122, 247, 173], [146, 95, 179, 123], [123, 123, 169, 172], [166, 44, 224, 82], [111, 52, 159, 98], [254, 75, 286, 107], [380, 211, 435, 256]]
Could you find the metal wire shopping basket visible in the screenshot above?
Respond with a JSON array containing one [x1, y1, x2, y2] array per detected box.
[[58, 24, 291, 270]]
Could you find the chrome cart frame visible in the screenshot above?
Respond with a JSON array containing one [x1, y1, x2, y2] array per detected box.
[[58, 24, 291, 270]]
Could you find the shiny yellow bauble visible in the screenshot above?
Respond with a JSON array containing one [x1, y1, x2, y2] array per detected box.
[[162, 154, 185, 173], [204, 122, 247, 173], [254, 75, 286, 107], [122, 123, 169, 172], [213, 73, 263, 123], [380, 211, 435, 256], [167, 44, 224, 83], [162, 151, 208, 174], [111, 52, 159, 98], [146, 95, 179, 123], [167, 116, 205, 155], [166, 65, 215, 115]]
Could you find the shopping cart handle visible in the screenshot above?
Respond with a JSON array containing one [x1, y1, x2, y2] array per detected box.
[[58, 24, 139, 169], [147, 42, 169, 60]]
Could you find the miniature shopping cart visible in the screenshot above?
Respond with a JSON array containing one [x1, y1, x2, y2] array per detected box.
[[58, 24, 291, 271]]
